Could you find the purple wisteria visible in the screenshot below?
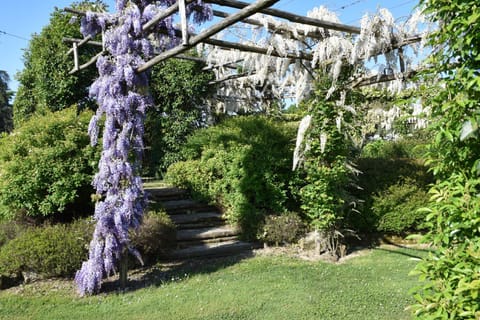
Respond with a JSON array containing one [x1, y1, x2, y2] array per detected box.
[[75, 0, 212, 296]]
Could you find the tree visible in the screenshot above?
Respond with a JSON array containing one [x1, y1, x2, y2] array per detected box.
[[13, 1, 104, 125], [144, 57, 214, 176], [0, 71, 13, 133], [411, 1, 480, 318]]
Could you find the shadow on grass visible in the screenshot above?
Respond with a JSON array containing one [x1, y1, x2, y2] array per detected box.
[[100, 251, 255, 294], [342, 233, 434, 260]]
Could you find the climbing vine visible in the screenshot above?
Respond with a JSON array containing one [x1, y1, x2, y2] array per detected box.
[[410, 0, 480, 318], [75, 0, 211, 296]]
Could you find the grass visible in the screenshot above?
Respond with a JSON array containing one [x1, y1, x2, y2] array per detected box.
[[0, 246, 426, 320]]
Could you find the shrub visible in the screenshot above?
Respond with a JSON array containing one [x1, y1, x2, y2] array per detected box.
[[361, 132, 430, 160], [371, 179, 429, 234], [130, 208, 176, 264], [143, 58, 214, 177], [0, 219, 94, 278], [258, 212, 305, 246], [348, 158, 432, 233], [0, 221, 27, 248], [165, 116, 297, 239], [0, 107, 100, 220]]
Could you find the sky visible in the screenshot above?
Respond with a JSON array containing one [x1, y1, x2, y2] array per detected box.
[[0, 0, 418, 97]]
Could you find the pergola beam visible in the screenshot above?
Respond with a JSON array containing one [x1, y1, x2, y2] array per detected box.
[[209, 8, 326, 40], [205, 0, 361, 34], [137, 0, 280, 73]]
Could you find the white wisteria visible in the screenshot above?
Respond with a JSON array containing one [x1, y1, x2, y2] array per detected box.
[[201, 5, 428, 113]]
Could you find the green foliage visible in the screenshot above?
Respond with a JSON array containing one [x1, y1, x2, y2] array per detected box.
[[297, 93, 355, 233], [300, 159, 350, 231], [0, 107, 100, 220], [144, 58, 214, 176], [13, 1, 103, 124], [411, 0, 480, 318], [371, 179, 429, 234], [0, 219, 94, 278], [0, 221, 27, 249], [0, 70, 13, 133], [130, 208, 176, 264], [165, 116, 297, 239], [258, 212, 305, 246], [411, 175, 480, 319], [350, 158, 432, 233], [361, 135, 429, 159]]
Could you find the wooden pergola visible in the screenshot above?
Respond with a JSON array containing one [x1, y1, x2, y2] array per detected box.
[[64, 0, 424, 108]]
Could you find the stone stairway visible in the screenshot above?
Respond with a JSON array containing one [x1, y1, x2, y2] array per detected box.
[[145, 184, 254, 259]]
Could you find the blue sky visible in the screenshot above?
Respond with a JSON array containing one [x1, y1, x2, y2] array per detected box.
[[0, 0, 418, 95]]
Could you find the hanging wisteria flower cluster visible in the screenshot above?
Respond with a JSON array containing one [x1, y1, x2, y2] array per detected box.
[[75, 0, 212, 296], [203, 5, 427, 111]]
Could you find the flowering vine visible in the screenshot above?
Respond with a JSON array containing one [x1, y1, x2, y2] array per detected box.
[[75, 0, 211, 296]]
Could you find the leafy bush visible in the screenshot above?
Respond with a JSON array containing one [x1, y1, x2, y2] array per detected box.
[[371, 179, 429, 234], [0, 219, 94, 278], [0, 107, 100, 220], [144, 58, 214, 177], [165, 116, 297, 239], [361, 133, 430, 160], [130, 208, 176, 264], [0, 221, 27, 249], [348, 158, 432, 233], [258, 212, 305, 246]]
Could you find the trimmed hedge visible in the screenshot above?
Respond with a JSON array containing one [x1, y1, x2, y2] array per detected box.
[[0, 219, 94, 278]]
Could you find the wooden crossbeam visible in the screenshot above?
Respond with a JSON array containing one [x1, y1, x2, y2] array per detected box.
[[209, 9, 326, 40], [204, 37, 312, 60], [137, 0, 280, 73], [351, 69, 419, 88], [209, 71, 255, 85], [205, 0, 361, 34]]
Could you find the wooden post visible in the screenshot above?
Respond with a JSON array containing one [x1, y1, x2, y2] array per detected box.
[[73, 42, 79, 72], [179, 0, 189, 45], [398, 47, 406, 73]]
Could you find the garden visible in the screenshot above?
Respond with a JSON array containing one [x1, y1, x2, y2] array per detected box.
[[0, 0, 479, 319]]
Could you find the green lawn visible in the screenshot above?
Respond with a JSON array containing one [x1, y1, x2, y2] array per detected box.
[[0, 246, 425, 320]]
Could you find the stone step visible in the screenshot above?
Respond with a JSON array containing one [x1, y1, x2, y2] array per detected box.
[[176, 225, 240, 242], [170, 212, 224, 225], [146, 187, 188, 201], [169, 241, 253, 259], [176, 235, 240, 248], [174, 221, 226, 230], [160, 199, 217, 214]]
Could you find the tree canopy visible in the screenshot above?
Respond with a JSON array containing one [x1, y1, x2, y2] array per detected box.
[[0, 71, 13, 133], [13, 1, 103, 125]]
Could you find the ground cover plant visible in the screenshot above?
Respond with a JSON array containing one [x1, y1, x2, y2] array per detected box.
[[0, 247, 426, 320]]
